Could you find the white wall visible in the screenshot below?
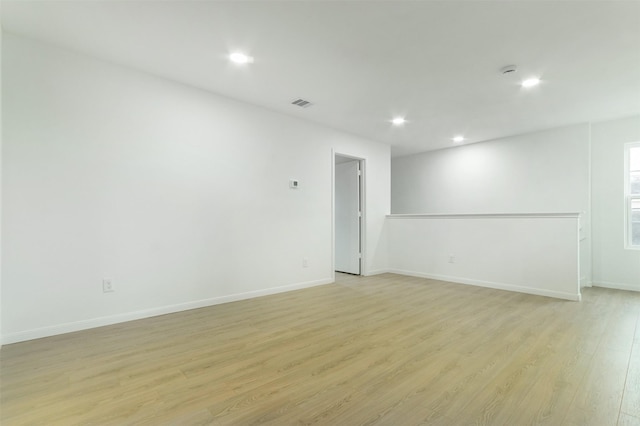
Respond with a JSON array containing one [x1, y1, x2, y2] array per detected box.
[[392, 124, 591, 289], [1, 34, 390, 344], [387, 214, 581, 300], [591, 115, 640, 291], [392, 124, 590, 215], [0, 20, 4, 349]]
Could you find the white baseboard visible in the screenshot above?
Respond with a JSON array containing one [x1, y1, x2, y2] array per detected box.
[[364, 269, 390, 276], [387, 269, 581, 301], [592, 281, 640, 292], [2, 278, 333, 345], [580, 276, 592, 288]]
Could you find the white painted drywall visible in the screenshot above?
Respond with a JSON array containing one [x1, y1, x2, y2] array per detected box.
[[392, 125, 590, 215], [591, 115, 640, 291], [391, 124, 591, 289], [335, 160, 360, 274], [0, 23, 4, 349], [387, 214, 581, 300], [1, 34, 390, 343]]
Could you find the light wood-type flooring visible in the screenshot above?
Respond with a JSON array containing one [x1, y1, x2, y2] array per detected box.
[[1, 273, 640, 425]]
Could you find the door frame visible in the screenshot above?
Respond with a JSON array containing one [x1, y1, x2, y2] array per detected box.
[[332, 150, 366, 280]]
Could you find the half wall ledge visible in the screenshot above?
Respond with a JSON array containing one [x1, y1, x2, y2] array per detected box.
[[385, 212, 582, 301]]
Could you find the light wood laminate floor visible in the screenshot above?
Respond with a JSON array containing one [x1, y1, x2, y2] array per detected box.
[[1, 273, 640, 425]]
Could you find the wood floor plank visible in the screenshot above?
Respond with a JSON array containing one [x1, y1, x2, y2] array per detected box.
[[2, 273, 640, 425], [563, 290, 640, 426], [622, 340, 640, 420], [619, 412, 640, 426]]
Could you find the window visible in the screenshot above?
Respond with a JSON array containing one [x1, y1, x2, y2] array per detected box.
[[626, 142, 640, 249]]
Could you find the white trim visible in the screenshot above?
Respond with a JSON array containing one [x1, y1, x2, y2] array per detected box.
[[625, 195, 640, 251], [592, 281, 640, 292], [1, 278, 333, 345], [625, 142, 640, 250], [386, 213, 580, 220], [331, 149, 336, 282], [580, 276, 592, 288], [577, 219, 582, 292], [359, 159, 367, 275], [333, 151, 367, 276], [364, 269, 389, 276], [387, 269, 581, 301], [587, 122, 593, 287]]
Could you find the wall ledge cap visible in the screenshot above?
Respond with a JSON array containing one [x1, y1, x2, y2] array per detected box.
[[386, 212, 581, 219]]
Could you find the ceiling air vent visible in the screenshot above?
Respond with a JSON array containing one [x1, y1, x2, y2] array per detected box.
[[500, 65, 517, 75], [291, 98, 313, 108]]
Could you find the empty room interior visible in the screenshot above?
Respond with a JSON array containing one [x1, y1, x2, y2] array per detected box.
[[1, 1, 640, 425]]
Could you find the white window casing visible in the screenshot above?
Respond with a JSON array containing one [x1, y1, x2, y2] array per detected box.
[[625, 142, 640, 249]]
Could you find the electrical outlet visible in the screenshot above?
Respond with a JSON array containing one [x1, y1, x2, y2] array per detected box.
[[302, 258, 309, 268], [448, 255, 455, 264], [103, 278, 114, 293]]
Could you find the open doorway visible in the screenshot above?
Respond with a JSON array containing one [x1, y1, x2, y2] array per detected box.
[[335, 154, 364, 275]]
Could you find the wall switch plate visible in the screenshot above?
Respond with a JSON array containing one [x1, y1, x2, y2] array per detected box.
[[302, 257, 309, 268], [290, 179, 299, 189], [448, 255, 455, 264], [103, 278, 114, 293]]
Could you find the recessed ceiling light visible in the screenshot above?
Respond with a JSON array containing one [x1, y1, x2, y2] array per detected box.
[[391, 117, 406, 126], [229, 52, 253, 65], [521, 77, 541, 88], [453, 136, 465, 143]]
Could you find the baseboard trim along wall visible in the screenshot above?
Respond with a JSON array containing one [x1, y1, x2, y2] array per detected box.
[[387, 269, 582, 301], [387, 213, 581, 220], [580, 277, 592, 288], [364, 269, 390, 276], [2, 278, 334, 345], [592, 281, 640, 293]]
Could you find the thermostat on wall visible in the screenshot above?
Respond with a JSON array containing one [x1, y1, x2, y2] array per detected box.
[[290, 179, 299, 189]]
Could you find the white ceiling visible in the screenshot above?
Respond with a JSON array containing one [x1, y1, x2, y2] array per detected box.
[[2, 0, 640, 157]]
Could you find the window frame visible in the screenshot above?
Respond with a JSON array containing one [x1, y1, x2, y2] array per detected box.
[[625, 142, 640, 250]]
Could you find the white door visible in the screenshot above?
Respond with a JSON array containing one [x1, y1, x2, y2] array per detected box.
[[335, 159, 361, 274]]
